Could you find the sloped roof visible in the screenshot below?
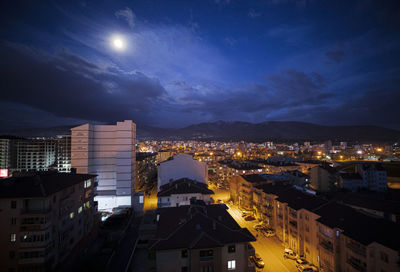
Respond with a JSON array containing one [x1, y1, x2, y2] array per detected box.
[[0, 172, 96, 198], [158, 178, 214, 197], [150, 204, 255, 251], [315, 202, 400, 250]]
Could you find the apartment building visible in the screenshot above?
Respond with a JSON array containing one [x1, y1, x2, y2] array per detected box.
[[71, 120, 136, 211], [355, 163, 387, 192], [315, 202, 400, 272], [248, 184, 400, 271], [230, 174, 290, 211], [0, 172, 97, 272], [0, 136, 71, 174], [157, 154, 207, 191], [157, 178, 214, 208], [310, 164, 338, 192], [149, 202, 256, 272]]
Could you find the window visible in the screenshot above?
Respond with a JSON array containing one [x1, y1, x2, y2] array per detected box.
[[11, 201, 16, 209], [200, 250, 213, 257], [228, 245, 236, 253], [139, 196, 144, 204], [78, 206, 83, 214], [181, 249, 188, 258], [10, 234, 16, 242], [380, 252, 389, 263], [84, 179, 91, 188], [181, 267, 188, 272], [9, 251, 15, 259], [228, 260, 236, 270], [10, 217, 16, 225], [70, 212, 74, 219]]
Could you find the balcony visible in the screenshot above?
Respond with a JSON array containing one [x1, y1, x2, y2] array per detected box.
[[346, 243, 366, 257], [21, 207, 51, 215], [346, 258, 366, 272], [319, 240, 333, 253]]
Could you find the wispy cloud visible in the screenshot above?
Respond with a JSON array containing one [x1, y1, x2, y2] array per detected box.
[[248, 9, 261, 18], [115, 7, 135, 29]]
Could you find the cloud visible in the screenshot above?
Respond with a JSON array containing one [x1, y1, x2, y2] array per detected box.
[[325, 50, 345, 63], [0, 43, 166, 124], [169, 70, 332, 124], [214, 0, 231, 5], [224, 37, 237, 46], [248, 9, 261, 18], [115, 7, 135, 29]]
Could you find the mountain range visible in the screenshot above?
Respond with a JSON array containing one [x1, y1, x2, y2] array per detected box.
[[2, 121, 400, 142]]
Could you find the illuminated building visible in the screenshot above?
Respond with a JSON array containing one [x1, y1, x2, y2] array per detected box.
[[71, 120, 136, 211], [157, 153, 207, 191], [0, 172, 97, 271], [150, 201, 256, 272]]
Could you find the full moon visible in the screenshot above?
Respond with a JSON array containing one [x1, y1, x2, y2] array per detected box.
[[111, 36, 125, 51]]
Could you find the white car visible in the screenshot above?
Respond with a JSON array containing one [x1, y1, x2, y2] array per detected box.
[[283, 248, 298, 260], [297, 264, 318, 272], [296, 258, 308, 267]]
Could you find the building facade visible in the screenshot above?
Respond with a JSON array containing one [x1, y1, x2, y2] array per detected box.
[[150, 203, 256, 272], [157, 154, 207, 191], [0, 172, 97, 272], [71, 120, 136, 211]]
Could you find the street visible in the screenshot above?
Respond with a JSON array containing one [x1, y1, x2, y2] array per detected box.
[[227, 205, 298, 272]]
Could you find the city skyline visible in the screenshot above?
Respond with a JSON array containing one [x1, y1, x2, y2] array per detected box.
[[1, 0, 400, 131]]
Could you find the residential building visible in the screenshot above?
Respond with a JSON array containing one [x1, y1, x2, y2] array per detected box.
[[157, 178, 214, 208], [315, 202, 400, 272], [0, 172, 97, 272], [355, 163, 387, 192], [16, 138, 57, 172], [230, 174, 290, 211], [136, 152, 157, 192], [55, 135, 71, 173], [71, 120, 136, 211], [149, 202, 256, 272], [310, 164, 338, 192], [0, 136, 18, 171], [338, 173, 363, 192], [157, 154, 207, 191]]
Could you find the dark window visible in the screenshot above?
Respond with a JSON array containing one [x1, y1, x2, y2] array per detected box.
[[181, 249, 188, 258], [9, 251, 15, 259], [181, 267, 188, 272], [11, 201, 16, 209], [10, 217, 16, 225], [228, 245, 236, 253], [200, 250, 213, 257]]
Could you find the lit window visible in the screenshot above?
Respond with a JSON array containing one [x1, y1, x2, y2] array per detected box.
[[10, 234, 16, 242], [139, 196, 144, 204], [84, 179, 91, 188], [70, 212, 74, 219], [228, 260, 236, 270], [78, 206, 83, 214]]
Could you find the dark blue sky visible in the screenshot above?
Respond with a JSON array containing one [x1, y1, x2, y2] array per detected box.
[[1, 0, 399, 130]]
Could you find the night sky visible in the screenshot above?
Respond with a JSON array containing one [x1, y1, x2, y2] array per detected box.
[[1, 0, 400, 131]]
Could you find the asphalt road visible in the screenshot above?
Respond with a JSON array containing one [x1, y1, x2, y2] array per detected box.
[[228, 205, 298, 272]]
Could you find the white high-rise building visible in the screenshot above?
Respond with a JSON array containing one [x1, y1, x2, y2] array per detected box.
[[71, 120, 136, 210], [157, 153, 207, 191]]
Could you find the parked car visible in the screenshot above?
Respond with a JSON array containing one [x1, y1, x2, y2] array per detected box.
[[263, 229, 276, 237], [253, 223, 265, 230], [297, 264, 318, 272], [245, 215, 256, 221], [296, 258, 309, 267], [250, 253, 265, 268], [283, 248, 298, 260]]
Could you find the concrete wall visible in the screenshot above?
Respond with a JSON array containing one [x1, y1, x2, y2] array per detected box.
[[71, 120, 136, 211], [155, 243, 250, 272], [157, 154, 207, 191]]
